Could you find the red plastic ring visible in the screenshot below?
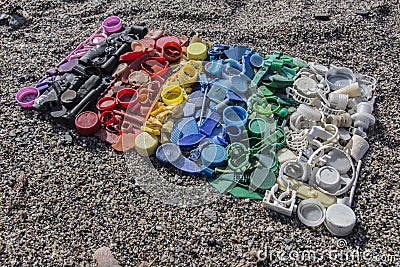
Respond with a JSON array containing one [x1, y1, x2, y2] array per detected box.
[[162, 41, 182, 62], [100, 111, 115, 126], [116, 88, 138, 109], [96, 96, 117, 111]]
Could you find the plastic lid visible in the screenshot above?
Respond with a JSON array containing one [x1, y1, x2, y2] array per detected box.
[[117, 88, 138, 108], [128, 70, 150, 88], [250, 53, 264, 68], [75, 111, 101, 136], [16, 86, 39, 108], [325, 204, 356, 236], [248, 118, 268, 137], [96, 96, 117, 111], [325, 149, 351, 174], [187, 43, 208, 61], [294, 77, 318, 96], [156, 143, 182, 163], [316, 166, 341, 192], [135, 132, 159, 156], [201, 144, 227, 168], [223, 106, 248, 127], [102, 16, 122, 34], [162, 41, 182, 62], [297, 198, 326, 227], [90, 34, 106, 46]]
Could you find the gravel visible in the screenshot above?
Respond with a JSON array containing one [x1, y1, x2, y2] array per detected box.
[[1, 0, 399, 266]]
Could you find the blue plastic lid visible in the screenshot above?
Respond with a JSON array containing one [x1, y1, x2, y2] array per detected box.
[[177, 133, 206, 150], [223, 106, 248, 127], [156, 143, 182, 164], [201, 144, 227, 168], [250, 53, 264, 68]]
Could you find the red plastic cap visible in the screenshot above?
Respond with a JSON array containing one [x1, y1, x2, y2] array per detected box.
[[75, 111, 101, 136], [156, 36, 180, 52]]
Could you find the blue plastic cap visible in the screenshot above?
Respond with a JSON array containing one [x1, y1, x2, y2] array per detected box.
[[201, 144, 227, 168], [156, 143, 182, 164], [250, 53, 264, 68], [223, 106, 248, 127]]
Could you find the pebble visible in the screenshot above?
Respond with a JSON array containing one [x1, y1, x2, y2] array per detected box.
[[155, 225, 163, 231], [8, 130, 16, 137], [203, 208, 218, 222]]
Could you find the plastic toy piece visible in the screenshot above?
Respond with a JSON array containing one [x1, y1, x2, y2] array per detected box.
[[177, 133, 206, 150], [16, 86, 39, 108], [263, 184, 297, 217], [297, 198, 326, 227], [134, 132, 158, 156], [75, 111, 100, 136], [307, 124, 339, 145], [325, 204, 356, 236]]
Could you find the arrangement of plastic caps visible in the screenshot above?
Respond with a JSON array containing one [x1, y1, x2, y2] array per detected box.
[[16, 16, 377, 236]]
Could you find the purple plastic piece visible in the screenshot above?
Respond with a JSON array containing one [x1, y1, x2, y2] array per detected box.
[[16, 86, 39, 108], [58, 58, 79, 73], [46, 68, 58, 76], [102, 16, 122, 34], [177, 134, 206, 150]]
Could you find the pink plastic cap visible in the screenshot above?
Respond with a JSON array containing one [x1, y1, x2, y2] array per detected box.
[[102, 16, 122, 34], [16, 86, 39, 108]]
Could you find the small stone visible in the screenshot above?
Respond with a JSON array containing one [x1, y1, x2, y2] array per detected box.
[[93, 247, 121, 267], [61, 133, 73, 145], [203, 208, 218, 222], [155, 225, 163, 231], [284, 238, 292, 244], [176, 246, 183, 253], [314, 13, 330, 21], [9, 130, 16, 137], [266, 226, 274, 233], [355, 10, 370, 16]]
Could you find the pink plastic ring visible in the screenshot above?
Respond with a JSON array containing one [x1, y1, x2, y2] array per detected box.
[[102, 16, 122, 34], [16, 86, 39, 108], [96, 96, 117, 111]]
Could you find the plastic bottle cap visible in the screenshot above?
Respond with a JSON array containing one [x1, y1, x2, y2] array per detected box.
[[162, 41, 182, 62], [128, 70, 150, 88], [223, 106, 248, 127], [161, 85, 184, 105], [187, 42, 208, 61], [131, 41, 145, 52], [316, 166, 341, 193], [325, 204, 356, 236], [135, 132, 159, 156], [156, 143, 182, 163], [102, 16, 122, 34], [16, 86, 39, 108], [250, 53, 264, 68], [325, 67, 356, 90], [155, 36, 180, 51], [248, 118, 268, 138], [99, 111, 115, 126], [325, 149, 352, 174], [75, 111, 101, 136], [96, 96, 117, 111], [201, 144, 227, 168], [297, 198, 326, 227], [294, 77, 318, 96], [116, 88, 138, 108]]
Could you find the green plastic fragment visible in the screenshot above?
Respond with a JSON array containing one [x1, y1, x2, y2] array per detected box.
[[292, 57, 308, 68], [259, 85, 274, 96], [210, 175, 237, 194], [229, 186, 264, 199], [249, 168, 276, 191]]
